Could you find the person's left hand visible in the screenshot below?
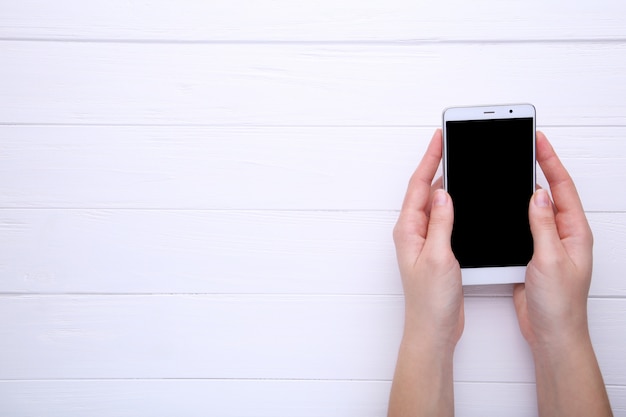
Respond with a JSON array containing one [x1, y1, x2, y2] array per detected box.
[[393, 129, 464, 349]]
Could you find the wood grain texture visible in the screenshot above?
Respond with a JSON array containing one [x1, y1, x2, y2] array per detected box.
[[0, 296, 624, 385], [0, 380, 540, 417], [3, 380, 624, 417], [1, 0, 625, 41], [0, 126, 624, 210], [0, 211, 623, 297], [0, 380, 513, 417], [2, 42, 626, 126]]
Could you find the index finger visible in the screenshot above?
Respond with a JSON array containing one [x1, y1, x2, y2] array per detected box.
[[536, 131, 583, 212], [536, 131, 590, 239], [400, 129, 443, 215]]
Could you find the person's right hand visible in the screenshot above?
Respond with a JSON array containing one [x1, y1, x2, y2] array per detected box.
[[513, 131, 594, 352], [513, 132, 613, 416]]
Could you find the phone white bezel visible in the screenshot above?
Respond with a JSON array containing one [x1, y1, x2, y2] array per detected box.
[[442, 104, 536, 286]]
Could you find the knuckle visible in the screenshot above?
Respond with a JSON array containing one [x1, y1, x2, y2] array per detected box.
[[534, 214, 556, 230], [428, 213, 447, 228], [392, 221, 409, 243], [532, 250, 569, 272], [422, 246, 456, 269]]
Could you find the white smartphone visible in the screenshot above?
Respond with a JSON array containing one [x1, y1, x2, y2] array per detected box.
[[442, 104, 536, 286]]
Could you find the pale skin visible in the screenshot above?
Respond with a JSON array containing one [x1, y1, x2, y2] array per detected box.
[[388, 129, 612, 417]]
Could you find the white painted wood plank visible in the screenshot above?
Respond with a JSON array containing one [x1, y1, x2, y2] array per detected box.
[[0, 296, 623, 385], [0, 380, 534, 417], [5, 380, 386, 417], [0, 380, 511, 417], [2, 380, 624, 417], [0, 211, 623, 297], [2, 42, 626, 126], [0, 126, 624, 210], [1, 0, 625, 41], [0, 210, 400, 295]]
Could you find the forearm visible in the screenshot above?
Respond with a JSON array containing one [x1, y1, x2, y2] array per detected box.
[[388, 329, 456, 417], [532, 335, 612, 417]]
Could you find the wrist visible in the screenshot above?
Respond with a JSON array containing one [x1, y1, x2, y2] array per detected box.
[[398, 330, 456, 392], [530, 327, 594, 369], [401, 321, 458, 358], [403, 306, 463, 353], [529, 322, 592, 359]]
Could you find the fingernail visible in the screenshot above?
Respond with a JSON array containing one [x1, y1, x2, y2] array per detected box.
[[534, 189, 550, 207], [433, 189, 448, 206]]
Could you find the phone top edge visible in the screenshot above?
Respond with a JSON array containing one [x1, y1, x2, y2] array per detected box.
[[443, 103, 535, 121]]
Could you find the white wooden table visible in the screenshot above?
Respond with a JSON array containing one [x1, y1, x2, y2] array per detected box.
[[1, 1, 625, 415]]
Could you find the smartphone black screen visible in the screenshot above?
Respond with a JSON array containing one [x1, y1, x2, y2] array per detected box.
[[445, 118, 534, 268]]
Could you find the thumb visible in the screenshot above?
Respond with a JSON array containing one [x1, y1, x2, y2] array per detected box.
[[528, 189, 561, 256], [425, 189, 454, 249]]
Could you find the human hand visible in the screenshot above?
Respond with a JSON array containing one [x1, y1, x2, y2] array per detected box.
[[512, 133, 612, 416], [513, 131, 594, 352], [388, 129, 463, 417], [393, 129, 464, 350]]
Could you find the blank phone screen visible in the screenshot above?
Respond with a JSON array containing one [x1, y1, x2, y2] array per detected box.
[[445, 118, 534, 268]]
